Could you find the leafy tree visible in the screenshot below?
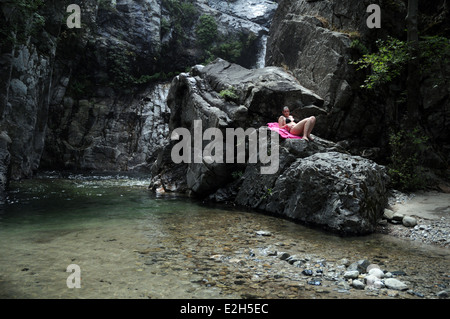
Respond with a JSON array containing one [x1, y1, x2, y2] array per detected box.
[[350, 35, 450, 89], [350, 36, 410, 89], [196, 14, 218, 48]]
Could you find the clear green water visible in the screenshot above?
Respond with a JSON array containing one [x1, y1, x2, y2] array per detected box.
[[0, 172, 448, 299]]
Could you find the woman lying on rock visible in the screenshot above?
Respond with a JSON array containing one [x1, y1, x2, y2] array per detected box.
[[278, 106, 316, 141]]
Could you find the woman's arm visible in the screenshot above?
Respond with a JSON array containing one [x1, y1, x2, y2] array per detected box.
[[278, 116, 287, 129]]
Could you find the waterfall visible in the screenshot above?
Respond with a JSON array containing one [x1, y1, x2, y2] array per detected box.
[[255, 35, 268, 69]]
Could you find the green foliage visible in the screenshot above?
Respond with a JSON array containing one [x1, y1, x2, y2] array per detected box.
[[262, 187, 273, 200], [417, 35, 450, 85], [350, 36, 410, 89], [388, 127, 430, 191], [199, 28, 258, 66], [196, 14, 218, 48], [162, 0, 197, 23], [350, 39, 369, 56], [212, 32, 257, 63], [0, 0, 46, 48], [161, 2, 258, 72], [161, 0, 198, 43], [106, 46, 136, 88], [67, 77, 90, 99], [106, 45, 174, 90], [219, 87, 238, 102], [212, 40, 243, 62], [160, 18, 171, 37], [350, 35, 450, 89], [134, 72, 177, 84]]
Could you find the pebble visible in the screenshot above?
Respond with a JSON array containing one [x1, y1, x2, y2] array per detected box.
[[364, 274, 379, 286], [338, 258, 350, 267], [368, 268, 384, 278], [337, 280, 350, 290], [343, 270, 359, 279], [383, 209, 394, 220], [402, 216, 417, 227], [384, 278, 408, 291], [278, 252, 290, 260], [307, 280, 321, 286], [373, 280, 384, 289], [255, 230, 272, 236], [141, 191, 447, 300], [348, 259, 370, 273], [366, 263, 380, 272], [390, 270, 406, 276], [408, 290, 425, 298], [302, 269, 313, 276], [352, 280, 365, 290], [286, 255, 299, 264]]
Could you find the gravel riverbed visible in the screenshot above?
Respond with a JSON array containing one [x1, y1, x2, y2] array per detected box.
[[377, 190, 450, 248]]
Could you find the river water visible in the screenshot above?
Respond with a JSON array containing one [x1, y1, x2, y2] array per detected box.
[[0, 172, 448, 299]]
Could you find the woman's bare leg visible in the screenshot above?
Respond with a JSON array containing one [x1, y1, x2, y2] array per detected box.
[[290, 118, 307, 139], [305, 116, 316, 141], [290, 116, 316, 141]]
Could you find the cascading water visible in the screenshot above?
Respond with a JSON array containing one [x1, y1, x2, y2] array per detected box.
[[255, 34, 268, 69], [207, 0, 277, 69]]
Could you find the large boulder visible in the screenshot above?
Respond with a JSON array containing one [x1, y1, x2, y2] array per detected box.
[[150, 59, 390, 235], [169, 58, 325, 128], [151, 58, 326, 195], [236, 150, 389, 235]]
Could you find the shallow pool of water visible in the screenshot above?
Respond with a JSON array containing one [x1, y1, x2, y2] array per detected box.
[[0, 172, 448, 299]]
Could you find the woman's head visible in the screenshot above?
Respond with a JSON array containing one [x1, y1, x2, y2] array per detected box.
[[282, 106, 290, 115]]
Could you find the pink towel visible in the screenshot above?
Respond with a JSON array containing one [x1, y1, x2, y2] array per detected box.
[[267, 122, 302, 139]]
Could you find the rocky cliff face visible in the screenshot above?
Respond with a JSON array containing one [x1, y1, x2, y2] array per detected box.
[[0, 131, 11, 204], [266, 0, 407, 146], [0, 0, 65, 180], [266, 0, 449, 167], [0, 0, 276, 182]]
